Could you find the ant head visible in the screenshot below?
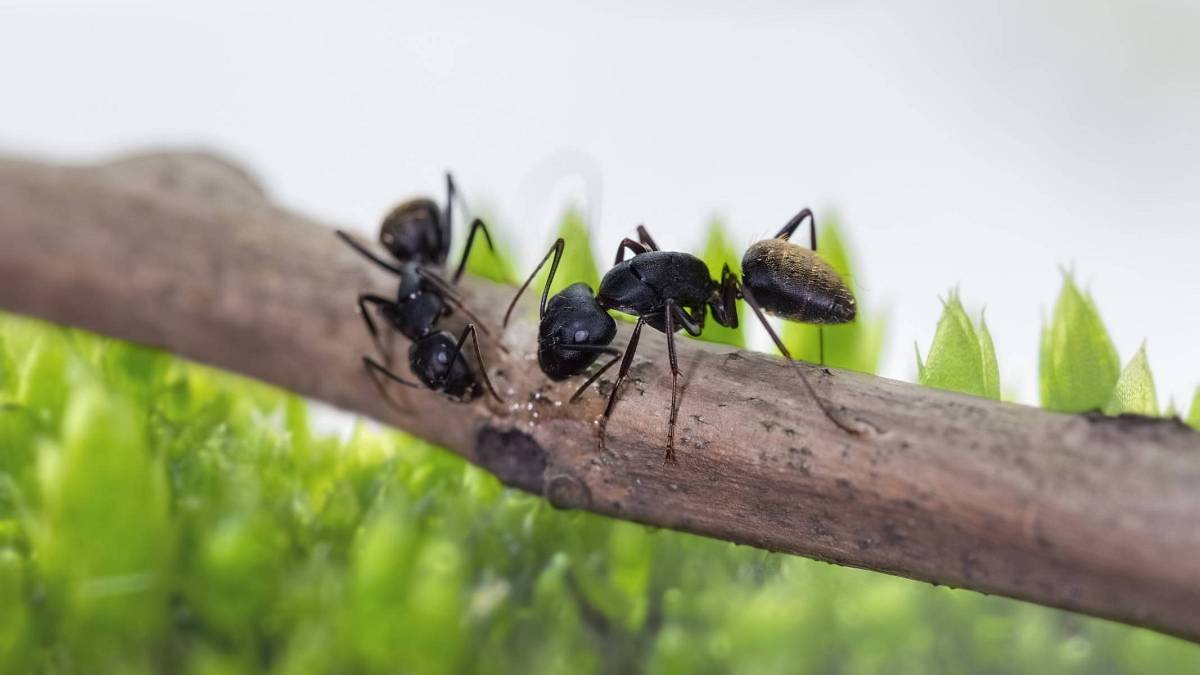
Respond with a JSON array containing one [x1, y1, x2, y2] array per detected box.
[[409, 331, 476, 399], [538, 283, 617, 380], [379, 197, 446, 265]]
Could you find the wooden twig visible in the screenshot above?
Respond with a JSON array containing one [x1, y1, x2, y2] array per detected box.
[[1, 151, 1198, 641]]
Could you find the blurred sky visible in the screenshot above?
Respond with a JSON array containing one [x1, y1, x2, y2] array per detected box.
[[2, 0, 1198, 406]]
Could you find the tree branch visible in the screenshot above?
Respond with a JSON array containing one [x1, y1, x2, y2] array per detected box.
[[2, 151, 1198, 641]]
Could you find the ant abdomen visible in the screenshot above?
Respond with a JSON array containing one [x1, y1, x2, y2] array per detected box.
[[379, 197, 445, 265], [741, 239, 856, 324], [539, 282, 617, 380]]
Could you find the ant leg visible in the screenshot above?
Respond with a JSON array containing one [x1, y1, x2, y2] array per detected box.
[[451, 218, 498, 284], [363, 355, 419, 414], [711, 264, 741, 328], [567, 345, 623, 402], [503, 238, 565, 329], [635, 224, 661, 251], [597, 317, 646, 450], [773, 208, 816, 249], [614, 238, 649, 264], [444, 323, 505, 403], [357, 294, 397, 364], [663, 303, 683, 464], [739, 282, 861, 435], [670, 302, 704, 337], [337, 230, 405, 275]]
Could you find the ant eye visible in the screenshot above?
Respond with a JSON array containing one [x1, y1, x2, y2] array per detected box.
[[436, 351, 449, 364], [573, 329, 589, 343], [382, 232, 394, 244]]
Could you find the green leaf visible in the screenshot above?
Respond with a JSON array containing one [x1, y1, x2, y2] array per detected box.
[[37, 385, 171, 662], [916, 292, 1001, 399], [694, 218, 745, 347], [780, 215, 884, 373], [1040, 274, 1121, 413], [1104, 344, 1158, 416], [1188, 388, 1200, 430]]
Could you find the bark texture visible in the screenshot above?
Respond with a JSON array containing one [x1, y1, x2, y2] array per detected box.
[[1, 151, 1198, 641]]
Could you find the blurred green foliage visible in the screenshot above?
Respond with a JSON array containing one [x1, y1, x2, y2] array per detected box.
[[0, 210, 1198, 674], [780, 216, 885, 372], [1189, 388, 1200, 430], [916, 292, 1001, 400], [1105, 344, 1159, 416], [1040, 274, 1121, 413]]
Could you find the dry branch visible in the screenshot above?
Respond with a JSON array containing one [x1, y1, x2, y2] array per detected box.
[[1, 151, 1198, 641]]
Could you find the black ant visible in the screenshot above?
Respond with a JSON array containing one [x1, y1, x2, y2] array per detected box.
[[337, 174, 505, 406], [508, 209, 857, 463]]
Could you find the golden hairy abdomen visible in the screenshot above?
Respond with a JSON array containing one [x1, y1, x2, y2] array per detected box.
[[740, 239, 856, 324]]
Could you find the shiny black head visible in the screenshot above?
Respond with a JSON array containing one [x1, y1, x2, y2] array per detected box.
[[409, 331, 476, 399], [538, 282, 617, 380], [379, 197, 447, 266]]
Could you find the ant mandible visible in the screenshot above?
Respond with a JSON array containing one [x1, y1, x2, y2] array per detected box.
[[603, 209, 857, 462]]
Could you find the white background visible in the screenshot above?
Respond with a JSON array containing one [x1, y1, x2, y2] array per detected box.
[[3, 0, 1198, 407]]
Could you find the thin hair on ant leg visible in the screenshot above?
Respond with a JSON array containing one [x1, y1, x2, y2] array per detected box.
[[363, 355, 419, 414], [503, 238, 564, 329], [444, 323, 505, 403], [738, 282, 861, 435], [451, 218, 498, 284]]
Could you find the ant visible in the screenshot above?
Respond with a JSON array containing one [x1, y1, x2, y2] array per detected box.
[[508, 209, 857, 463], [337, 173, 505, 406]]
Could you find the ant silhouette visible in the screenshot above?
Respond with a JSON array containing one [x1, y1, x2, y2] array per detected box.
[[337, 173, 505, 406], [507, 209, 857, 463]]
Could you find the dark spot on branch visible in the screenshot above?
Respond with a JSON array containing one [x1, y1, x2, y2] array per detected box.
[[545, 473, 592, 510], [474, 426, 548, 494]]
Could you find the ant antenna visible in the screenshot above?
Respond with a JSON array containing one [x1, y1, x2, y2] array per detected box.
[[503, 238, 564, 329]]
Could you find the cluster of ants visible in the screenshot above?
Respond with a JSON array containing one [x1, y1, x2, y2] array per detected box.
[[338, 174, 858, 463]]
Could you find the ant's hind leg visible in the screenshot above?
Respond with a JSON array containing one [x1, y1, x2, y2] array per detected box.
[[773, 208, 816, 250], [596, 317, 647, 451], [614, 238, 650, 264], [739, 283, 862, 435], [635, 224, 661, 251]]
